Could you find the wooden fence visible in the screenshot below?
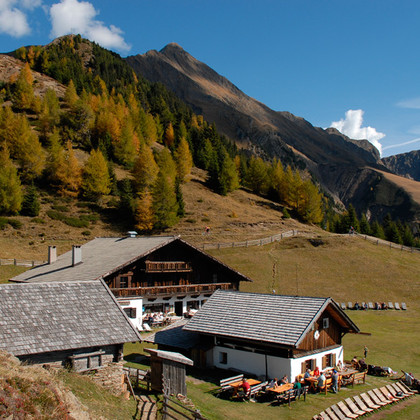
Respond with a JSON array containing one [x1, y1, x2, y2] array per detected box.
[[201, 230, 298, 250], [162, 394, 206, 420], [353, 232, 420, 254], [0, 258, 45, 267]]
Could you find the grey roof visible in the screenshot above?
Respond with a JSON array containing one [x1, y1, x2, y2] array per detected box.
[[0, 280, 141, 356], [11, 236, 178, 283], [145, 319, 201, 349], [145, 348, 193, 366], [183, 290, 359, 347]]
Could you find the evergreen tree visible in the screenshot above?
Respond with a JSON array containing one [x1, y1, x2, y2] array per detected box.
[[359, 214, 371, 235], [21, 184, 40, 217], [371, 220, 385, 239], [118, 178, 135, 218], [155, 148, 177, 184], [152, 170, 178, 229], [45, 128, 65, 185], [245, 156, 269, 195], [82, 149, 111, 201], [347, 204, 360, 232], [0, 147, 23, 214], [39, 89, 60, 137]]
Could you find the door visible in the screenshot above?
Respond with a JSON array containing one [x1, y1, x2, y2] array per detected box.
[[175, 301, 183, 316]]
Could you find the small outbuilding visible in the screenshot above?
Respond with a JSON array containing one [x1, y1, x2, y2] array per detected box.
[[145, 348, 193, 396], [0, 280, 141, 371]]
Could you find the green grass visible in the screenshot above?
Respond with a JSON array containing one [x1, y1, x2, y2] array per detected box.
[[0, 265, 27, 284], [183, 235, 420, 419], [58, 370, 138, 419]]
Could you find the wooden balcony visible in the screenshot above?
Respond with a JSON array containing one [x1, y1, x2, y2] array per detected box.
[[145, 261, 193, 273], [111, 282, 235, 298]]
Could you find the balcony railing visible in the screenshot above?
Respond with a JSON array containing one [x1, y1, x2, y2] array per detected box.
[[111, 282, 235, 298], [145, 261, 193, 273]]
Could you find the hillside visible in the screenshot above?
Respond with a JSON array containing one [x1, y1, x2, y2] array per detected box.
[[0, 167, 311, 261], [382, 149, 420, 182], [126, 44, 420, 224]]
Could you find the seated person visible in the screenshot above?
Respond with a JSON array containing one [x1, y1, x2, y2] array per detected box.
[[317, 373, 326, 391], [293, 377, 302, 396], [279, 374, 288, 385], [382, 302, 388, 310], [351, 356, 358, 367], [354, 301, 360, 310], [359, 358, 367, 371], [238, 379, 251, 398], [313, 366, 320, 377], [268, 377, 278, 388], [303, 369, 312, 384], [336, 360, 343, 371]]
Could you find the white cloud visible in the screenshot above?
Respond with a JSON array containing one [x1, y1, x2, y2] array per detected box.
[[330, 109, 385, 156], [396, 97, 420, 109], [0, 0, 37, 37], [49, 0, 130, 52]]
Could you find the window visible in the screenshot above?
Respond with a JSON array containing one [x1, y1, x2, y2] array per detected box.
[[119, 276, 129, 288], [123, 307, 137, 318], [304, 358, 315, 372], [322, 318, 329, 329], [212, 273, 218, 283], [219, 352, 227, 364]]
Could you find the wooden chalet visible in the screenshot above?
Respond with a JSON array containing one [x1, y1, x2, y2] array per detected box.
[[10, 235, 252, 330], [149, 290, 359, 380], [0, 281, 141, 371]]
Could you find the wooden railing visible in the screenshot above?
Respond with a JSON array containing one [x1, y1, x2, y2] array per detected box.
[[111, 282, 234, 297], [145, 261, 192, 273]]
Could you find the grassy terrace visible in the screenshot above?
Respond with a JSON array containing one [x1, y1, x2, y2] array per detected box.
[[1, 233, 419, 418]]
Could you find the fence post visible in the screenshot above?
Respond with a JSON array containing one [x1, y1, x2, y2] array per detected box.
[[14, 259, 16, 266]]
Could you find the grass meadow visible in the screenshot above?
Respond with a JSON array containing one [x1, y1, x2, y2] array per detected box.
[[1, 233, 419, 418]]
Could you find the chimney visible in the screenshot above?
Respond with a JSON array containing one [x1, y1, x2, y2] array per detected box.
[[72, 245, 82, 266], [48, 246, 57, 264]]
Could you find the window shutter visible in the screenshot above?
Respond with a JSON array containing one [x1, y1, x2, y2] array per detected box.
[[322, 355, 327, 369], [332, 353, 336, 367], [131, 308, 137, 318], [301, 361, 306, 373], [311, 359, 316, 370]]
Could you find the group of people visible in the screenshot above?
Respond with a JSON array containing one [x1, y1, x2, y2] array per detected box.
[[304, 366, 340, 393], [375, 302, 388, 310], [142, 311, 166, 326], [354, 302, 368, 310], [268, 374, 289, 388]]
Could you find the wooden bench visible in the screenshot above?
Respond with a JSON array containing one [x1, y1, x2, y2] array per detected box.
[[248, 381, 267, 400], [320, 377, 332, 395], [218, 374, 243, 397], [352, 371, 366, 386]]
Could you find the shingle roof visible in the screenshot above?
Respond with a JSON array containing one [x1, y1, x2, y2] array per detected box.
[[145, 348, 193, 366], [183, 290, 357, 347], [145, 319, 201, 349], [11, 236, 178, 283], [0, 280, 141, 356]]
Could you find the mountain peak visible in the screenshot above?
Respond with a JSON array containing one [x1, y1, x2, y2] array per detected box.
[[161, 43, 184, 53]]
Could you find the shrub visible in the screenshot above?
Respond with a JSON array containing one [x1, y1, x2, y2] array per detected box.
[[51, 205, 68, 212], [81, 230, 91, 236], [186, 218, 196, 223], [8, 219, 22, 229], [62, 217, 89, 228], [282, 208, 291, 218], [46, 210, 66, 221], [0, 217, 8, 229], [31, 217, 45, 224]]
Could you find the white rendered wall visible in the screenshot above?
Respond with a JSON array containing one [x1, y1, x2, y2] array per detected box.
[[118, 298, 143, 330], [211, 345, 344, 380]]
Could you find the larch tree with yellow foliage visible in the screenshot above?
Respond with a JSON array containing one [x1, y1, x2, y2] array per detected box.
[[134, 189, 154, 232], [82, 149, 110, 201], [174, 137, 193, 182], [0, 146, 23, 215]]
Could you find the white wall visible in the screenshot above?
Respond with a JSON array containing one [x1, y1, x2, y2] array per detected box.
[[211, 345, 344, 381], [118, 298, 143, 330]]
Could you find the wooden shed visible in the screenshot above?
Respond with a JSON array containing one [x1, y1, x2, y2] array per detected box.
[[145, 348, 193, 396]]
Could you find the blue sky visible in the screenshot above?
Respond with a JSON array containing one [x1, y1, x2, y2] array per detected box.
[[1, 0, 420, 157]]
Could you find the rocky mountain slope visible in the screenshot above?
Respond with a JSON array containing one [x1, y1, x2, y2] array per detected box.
[[382, 150, 420, 182], [126, 44, 420, 223]]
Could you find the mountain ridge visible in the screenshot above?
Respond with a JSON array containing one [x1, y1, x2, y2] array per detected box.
[[125, 44, 420, 224]]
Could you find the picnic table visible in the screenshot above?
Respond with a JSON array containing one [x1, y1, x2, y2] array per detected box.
[[229, 378, 261, 396], [267, 382, 293, 394], [304, 376, 319, 391]]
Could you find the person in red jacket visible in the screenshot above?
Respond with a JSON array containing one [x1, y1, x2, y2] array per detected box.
[[239, 379, 251, 398]]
